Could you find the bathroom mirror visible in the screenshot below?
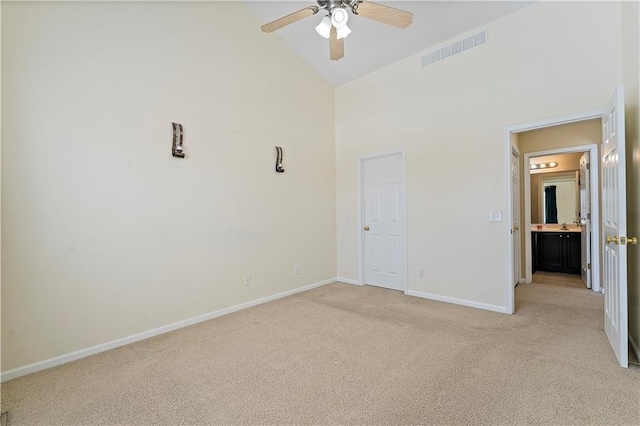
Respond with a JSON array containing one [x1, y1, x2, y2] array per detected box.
[[530, 171, 579, 224]]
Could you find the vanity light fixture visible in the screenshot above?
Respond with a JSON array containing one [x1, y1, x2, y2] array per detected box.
[[530, 161, 558, 170]]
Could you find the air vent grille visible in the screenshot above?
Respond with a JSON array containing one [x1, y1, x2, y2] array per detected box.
[[421, 29, 487, 68]]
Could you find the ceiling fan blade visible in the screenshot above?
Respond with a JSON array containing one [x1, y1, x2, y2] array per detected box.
[[330, 26, 344, 61], [261, 6, 319, 33], [354, 1, 413, 29]]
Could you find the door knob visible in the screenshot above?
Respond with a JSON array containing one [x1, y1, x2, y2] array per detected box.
[[620, 236, 638, 245], [364, 226, 370, 231], [606, 236, 619, 244], [513, 226, 520, 231]]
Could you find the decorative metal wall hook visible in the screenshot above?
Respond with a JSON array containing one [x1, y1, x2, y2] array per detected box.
[[172, 122, 185, 158], [275, 146, 284, 173]]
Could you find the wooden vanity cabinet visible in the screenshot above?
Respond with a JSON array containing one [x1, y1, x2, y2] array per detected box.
[[532, 232, 581, 275]]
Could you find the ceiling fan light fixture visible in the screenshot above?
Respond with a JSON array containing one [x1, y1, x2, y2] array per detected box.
[[315, 15, 332, 38], [260, 1, 414, 61], [331, 7, 349, 28], [336, 24, 351, 39]]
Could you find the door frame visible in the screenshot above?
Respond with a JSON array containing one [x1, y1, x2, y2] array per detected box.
[[523, 145, 600, 291], [357, 149, 408, 293], [503, 109, 602, 314], [511, 145, 522, 287]]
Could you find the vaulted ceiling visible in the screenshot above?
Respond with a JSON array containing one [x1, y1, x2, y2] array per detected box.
[[244, 1, 534, 86]]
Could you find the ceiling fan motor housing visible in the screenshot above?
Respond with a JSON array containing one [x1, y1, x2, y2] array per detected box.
[[317, 0, 360, 15]]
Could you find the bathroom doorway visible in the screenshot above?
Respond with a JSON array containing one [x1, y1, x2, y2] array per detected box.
[[525, 148, 597, 291], [505, 115, 603, 310], [522, 143, 600, 292]]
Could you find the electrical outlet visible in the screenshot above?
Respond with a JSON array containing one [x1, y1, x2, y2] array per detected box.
[[244, 274, 251, 286], [294, 264, 300, 275], [419, 269, 425, 278]]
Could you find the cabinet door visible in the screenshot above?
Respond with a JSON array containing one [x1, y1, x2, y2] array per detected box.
[[537, 233, 563, 271], [564, 233, 582, 273], [532, 232, 537, 274]]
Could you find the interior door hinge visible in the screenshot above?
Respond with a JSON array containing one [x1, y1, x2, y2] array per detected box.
[[586, 163, 590, 170], [588, 263, 591, 270], [587, 213, 591, 220]]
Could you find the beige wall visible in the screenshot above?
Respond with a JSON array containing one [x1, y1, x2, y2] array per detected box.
[[1, 2, 336, 372], [336, 1, 623, 308], [622, 0, 640, 355], [518, 120, 602, 154]]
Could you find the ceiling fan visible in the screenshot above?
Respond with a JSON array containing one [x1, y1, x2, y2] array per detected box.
[[261, 0, 413, 61]]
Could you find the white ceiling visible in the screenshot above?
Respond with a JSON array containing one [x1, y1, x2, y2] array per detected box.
[[244, 1, 534, 86]]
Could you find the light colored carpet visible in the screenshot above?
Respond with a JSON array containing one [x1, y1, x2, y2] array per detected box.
[[532, 271, 587, 289], [2, 282, 639, 425]]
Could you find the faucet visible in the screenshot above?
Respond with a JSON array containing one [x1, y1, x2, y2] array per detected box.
[[560, 223, 569, 230]]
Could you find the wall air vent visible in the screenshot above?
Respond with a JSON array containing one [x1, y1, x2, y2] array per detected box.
[[421, 29, 487, 68]]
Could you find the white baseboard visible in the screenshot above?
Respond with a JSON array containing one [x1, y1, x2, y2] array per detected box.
[[406, 290, 509, 314], [630, 334, 640, 363], [336, 277, 362, 286], [1, 278, 336, 383]]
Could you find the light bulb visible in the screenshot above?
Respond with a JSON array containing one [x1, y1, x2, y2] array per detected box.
[[336, 24, 351, 39], [331, 7, 349, 28], [315, 16, 331, 39]]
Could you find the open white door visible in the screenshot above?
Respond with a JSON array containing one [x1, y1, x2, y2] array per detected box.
[[579, 152, 591, 289], [511, 150, 521, 287], [602, 86, 628, 368]]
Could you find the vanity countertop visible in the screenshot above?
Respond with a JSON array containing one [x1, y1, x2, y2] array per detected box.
[[531, 226, 581, 233]]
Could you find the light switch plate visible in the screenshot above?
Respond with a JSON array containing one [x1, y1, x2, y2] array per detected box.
[[489, 211, 502, 222]]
